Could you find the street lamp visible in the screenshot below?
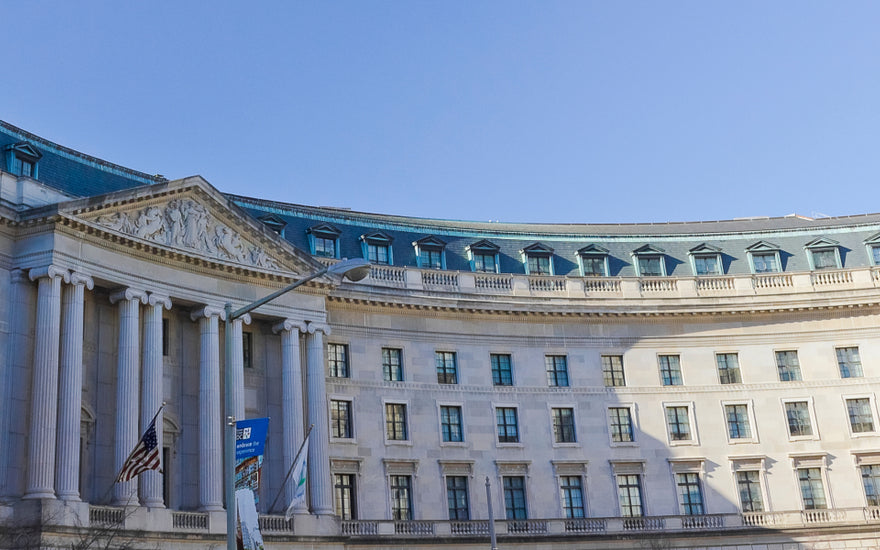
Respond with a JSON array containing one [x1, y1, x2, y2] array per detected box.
[[224, 258, 370, 550]]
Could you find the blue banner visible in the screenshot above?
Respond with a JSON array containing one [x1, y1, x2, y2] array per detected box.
[[235, 417, 269, 460]]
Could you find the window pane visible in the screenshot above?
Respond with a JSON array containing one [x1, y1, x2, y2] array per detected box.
[[474, 253, 496, 272], [736, 471, 764, 512], [382, 348, 403, 381], [503, 476, 527, 519], [694, 255, 720, 275], [436, 351, 458, 384], [491, 354, 513, 386], [441, 406, 463, 442], [812, 249, 838, 270], [582, 255, 606, 276], [330, 400, 352, 438], [602, 355, 626, 387], [665, 406, 691, 441], [716, 353, 742, 384], [752, 252, 779, 273], [496, 407, 519, 443], [385, 403, 408, 440], [390, 475, 413, 520], [775, 350, 802, 381], [725, 404, 751, 439], [328, 343, 349, 378], [334, 474, 357, 519], [862, 465, 880, 506], [560, 476, 585, 518], [314, 236, 336, 257], [609, 407, 633, 442], [545, 355, 569, 387], [368, 243, 389, 264], [420, 248, 442, 269], [638, 256, 663, 276], [447, 476, 470, 520], [552, 408, 576, 443], [798, 468, 827, 509], [658, 355, 682, 386], [785, 401, 813, 437], [616, 474, 643, 517], [846, 398, 875, 433], [528, 255, 551, 275], [676, 473, 704, 515], [836, 347, 863, 378]]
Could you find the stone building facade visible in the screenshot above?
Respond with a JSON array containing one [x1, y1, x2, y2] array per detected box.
[[2, 120, 880, 549]]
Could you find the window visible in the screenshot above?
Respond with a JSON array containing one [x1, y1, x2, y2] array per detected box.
[[797, 468, 827, 510], [775, 350, 802, 381], [420, 248, 442, 269], [736, 471, 764, 512], [676, 473, 704, 515], [467, 240, 500, 273], [368, 243, 389, 264], [496, 407, 519, 443], [862, 465, 880, 506], [491, 354, 513, 386], [382, 348, 403, 381], [473, 253, 496, 272], [665, 406, 692, 442], [545, 355, 569, 387], [560, 476, 585, 518], [314, 236, 337, 258], [385, 403, 408, 441], [334, 474, 357, 519], [552, 408, 576, 443], [389, 475, 413, 520], [435, 351, 458, 384], [242, 331, 252, 369], [609, 407, 634, 443], [446, 476, 470, 520], [836, 347, 863, 378], [846, 398, 875, 433], [616, 474, 643, 517], [327, 343, 349, 378], [602, 355, 626, 387], [716, 353, 741, 384], [581, 255, 607, 277], [693, 254, 721, 276], [658, 355, 682, 386], [414, 236, 446, 269], [162, 318, 169, 357], [751, 252, 780, 273], [6, 142, 41, 178], [810, 248, 840, 270], [725, 404, 752, 440], [637, 256, 664, 276], [330, 400, 353, 439], [503, 476, 527, 519], [440, 405, 463, 442], [361, 232, 393, 265], [528, 255, 551, 275], [785, 401, 813, 437], [871, 244, 880, 266], [522, 243, 554, 275], [308, 223, 341, 258]]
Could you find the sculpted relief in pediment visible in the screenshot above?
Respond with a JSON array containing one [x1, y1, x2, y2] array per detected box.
[[94, 198, 281, 270]]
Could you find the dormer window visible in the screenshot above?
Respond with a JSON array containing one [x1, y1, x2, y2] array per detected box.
[[805, 237, 842, 271], [521, 243, 555, 275], [5, 142, 42, 179], [632, 245, 666, 277], [361, 231, 393, 265], [746, 241, 782, 274], [258, 214, 288, 237], [865, 233, 880, 266], [577, 244, 609, 277], [689, 244, 723, 276], [307, 223, 341, 258], [413, 236, 446, 269], [466, 239, 500, 273]]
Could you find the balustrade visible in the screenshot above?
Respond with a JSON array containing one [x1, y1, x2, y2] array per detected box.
[[369, 265, 406, 286], [564, 518, 606, 533], [639, 278, 677, 293], [811, 269, 853, 286], [342, 520, 379, 535], [696, 277, 735, 292], [422, 270, 459, 289], [171, 511, 208, 530], [680, 514, 723, 529], [395, 520, 435, 535], [753, 273, 793, 289], [584, 278, 621, 294], [506, 519, 548, 534], [89, 506, 124, 527], [259, 515, 294, 532], [528, 276, 566, 293], [474, 273, 513, 292], [450, 520, 490, 535]]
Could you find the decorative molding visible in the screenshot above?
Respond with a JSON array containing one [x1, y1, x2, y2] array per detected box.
[[29, 265, 69, 283], [273, 319, 308, 334], [109, 288, 148, 305], [190, 305, 226, 322], [147, 292, 172, 309], [69, 272, 94, 290]]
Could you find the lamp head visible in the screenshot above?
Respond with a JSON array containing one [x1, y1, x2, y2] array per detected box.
[[327, 258, 371, 282]]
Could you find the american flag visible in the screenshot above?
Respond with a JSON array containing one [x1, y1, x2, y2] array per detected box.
[[115, 411, 162, 483]]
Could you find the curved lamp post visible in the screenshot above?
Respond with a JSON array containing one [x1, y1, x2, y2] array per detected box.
[[224, 258, 370, 549]]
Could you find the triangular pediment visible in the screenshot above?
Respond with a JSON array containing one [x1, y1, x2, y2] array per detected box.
[[361, 231, 393, 244], [308, 222, 341, 237], [745, 240, 779, 252], [689, 243, 721, 254], [632, 244, 664, 255], [258, 213, 288, 233], [578, 243, 609, 255], [413, 235, 446, 249], [466, 239, 500, 253], [804, 236, 839, 249], [8, 142, 42, 160], [865, 232, 880, 244], [521, 242, 554, 255]]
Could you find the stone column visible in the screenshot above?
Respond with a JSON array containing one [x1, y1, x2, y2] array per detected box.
[[55, 272, 93, 501], [191, 306, 225, 511], [305, 322, 333, 514], [24, 265, 69, 499], [110, 288, 147, 505], [229, 313, 251, 421], [272, 318, 307, 513], [140, 293, 171, 507]]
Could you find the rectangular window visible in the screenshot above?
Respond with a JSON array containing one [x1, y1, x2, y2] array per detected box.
[[775, 350, 802, 381], [328, 343, 349, 378], [694, 255, 721, 275], [334, 473, 356, 519], [862, 464, 880, 506], [496, 407, 519, 443], [545, 355, 569, 387], [846, 398, 875, 433], [491, 354, 513, 386], [528, 255, 551, 275], [446, 476, 470, 520], [367, 243, 390, 265], [385, 403, 408, 441], [725, 404, 752, 439], [676, 473, 704, 515], [638, 256, 663, 277], [474, 252, 496, 273], [435, 351, 458, 384], [582, 255, 606, 276], [716, 353, 741, 384], [560, 476, 585, 518], [242, 331, 252, 369], [736, 471, 764, 512], [872, 245, 880, 266], [752, 252, 779, 273], [440, 405, 463, 442], [382, 348, 403, 382], [420, 248, 442, 269], [389, 475, 413, 520], [616, 474, 643, 517], [658, 355, 682, 386], [609, 407, 634, 443], [811, 249, 838, 270], [798, 468, 827, 509], [665, 406, 692, 442], [314, 236, 336, 258], [162, 318, 169, 357], [837, 347, 863, 378], [602, 355, 626, 387], [503, 476, 527, 519], [551, 408, 576, 443], [785, 401, 813, 437], [330, 400, 353, 439]]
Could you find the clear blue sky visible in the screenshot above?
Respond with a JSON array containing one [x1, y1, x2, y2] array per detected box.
[[5, 2, 880, 224]]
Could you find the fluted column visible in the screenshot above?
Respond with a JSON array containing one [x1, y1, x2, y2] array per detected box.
[[24, 265, 69, 499], [110, 288, 148, 505], [229, 313, 251, 421], [140, 293, 171, 507], [55, 272, 93, 501], [305, 322, 333, 514], [273, 318, 307, 513], [191, 306, 225, 511]]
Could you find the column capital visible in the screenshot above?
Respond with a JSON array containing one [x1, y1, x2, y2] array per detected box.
[[190, 305, 226, 322], [305, 321, 331, 336], [109, 288, 148, 305], [29, 265, 69, 283], [231, 313, 251, 325], [69, 272, 94, 290], [272, 318, 308, 334], [147, 292, 172, 309]]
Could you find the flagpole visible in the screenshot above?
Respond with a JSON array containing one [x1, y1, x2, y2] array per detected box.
[[268, 424, 314, 513], [486, 476, 497, 550]]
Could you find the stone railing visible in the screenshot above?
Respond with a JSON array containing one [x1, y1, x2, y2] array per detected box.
[[89, 505, 124, 527], [171, 511, 208, 530], [259, 515, 294, 532], [474, 273, 513, 292]]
